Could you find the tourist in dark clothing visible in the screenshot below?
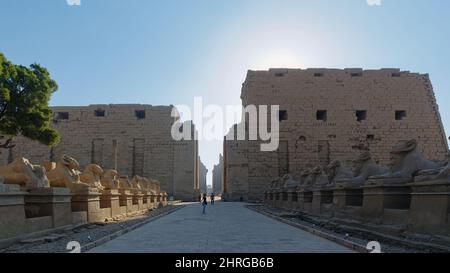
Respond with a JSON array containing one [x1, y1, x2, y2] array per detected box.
[[202, 193, 207, 214], [210, 193, 215, 205]]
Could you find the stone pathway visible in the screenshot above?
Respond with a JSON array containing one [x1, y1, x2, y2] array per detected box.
[[90, 202, 353, 253]]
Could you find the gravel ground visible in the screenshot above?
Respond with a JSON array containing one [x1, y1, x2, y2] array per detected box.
[[249, 205, 450, 253], [1, 205, 181, 253]]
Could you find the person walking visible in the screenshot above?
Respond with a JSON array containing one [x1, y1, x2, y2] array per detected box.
[[201, 193, 207, 215], [210, 192, 215, 205]]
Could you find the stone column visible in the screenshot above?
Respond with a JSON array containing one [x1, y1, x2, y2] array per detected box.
[[71, 189, 104, 223], [100, 189, 121, 218], [409, 180, 450, 235], [25, 187, 72, 228], [0, 184, 27, 244]]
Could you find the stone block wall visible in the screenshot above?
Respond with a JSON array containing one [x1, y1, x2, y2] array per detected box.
[[0, 104, 199, 201], [224, 68, 449, 201]]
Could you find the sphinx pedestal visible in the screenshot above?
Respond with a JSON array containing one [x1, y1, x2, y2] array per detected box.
[[284, 191, 298, 210], [118, 189, 133, 214], [0, 185, 27, 244], [292, 190, 304, 212], [131, 190, 145, 211], [100, 189, 121, 219], [409, 179, 450, 235], [333, 187, 363, 219], [273, 191, 282, 208], [142, 191, 150, 209], [281, 191, 290, 209], [71, 189, 104, 223], [362, 179, 411, 226], [268, 192, 274, 207], [312, 189, 334, 216], [149, 194, 158, 209], [25, 187, 72, 228], [299, 190, 313, 214]]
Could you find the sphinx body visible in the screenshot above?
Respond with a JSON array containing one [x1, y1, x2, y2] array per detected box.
[[46, 155, 91, 193], [369, 139, 444, 183], [118, 176, 132, 190], [149, 178, 161, 194], [299, 166, 329, 190], [281, 174, 301, 190], [79, 164, 105, 190], [139, 177, 154, 192], [324, 160, 353, 188], [0, 157, 50, 190], [335, 152, 388, 188], [130, 175, 143, 190], [297, 169, 312, 188], [100, 170, 120, 190]]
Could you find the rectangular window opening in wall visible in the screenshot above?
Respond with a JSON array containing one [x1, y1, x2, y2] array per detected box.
[[314, 73, 323, 77], [316, 110, 327, 121], [55, 112, 69, 120], [279, 110, 288, 121], [94, 109, 105, 117], [395, 110, 407, 120], [135, 110, 146, 119], [356, 110, 367, 122], [351, 72, 362, 77], [392, 72, 401, 77], [274, 72, 285, 77]]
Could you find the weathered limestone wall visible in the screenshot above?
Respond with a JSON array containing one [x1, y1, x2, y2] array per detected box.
[[212, 154, 223, 195], [224, 68, 449, 201], [0, 104, 199, 201], [199, 158, 208, 194]]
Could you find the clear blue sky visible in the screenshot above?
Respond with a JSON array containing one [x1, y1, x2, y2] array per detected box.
[[1, 0, 449, 185]]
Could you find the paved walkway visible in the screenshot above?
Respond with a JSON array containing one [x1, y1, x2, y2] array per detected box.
[[90, 202, 353, 253]]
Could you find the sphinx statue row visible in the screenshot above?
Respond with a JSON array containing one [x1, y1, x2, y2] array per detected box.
[[265, 139, 450, 237], [0, 155, 162, 194], [269, 139, 449, 192]]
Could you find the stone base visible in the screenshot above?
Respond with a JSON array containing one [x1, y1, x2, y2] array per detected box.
[[0, 188, 27, 241], [312, 190, 334, 216], [362, 182, 411, 226], [71, 190, 104, 222], [365, 177, 412, 186], [119, 189, 133, 214], [100, 189, 121, 218], [408, 179, 450, 235], [25, 187, 72, 228], [333, 187, 363, 219], [299, 191, 313, 214]]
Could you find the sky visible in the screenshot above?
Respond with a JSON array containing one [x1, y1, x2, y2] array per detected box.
[[1, 0, 450, 185]]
